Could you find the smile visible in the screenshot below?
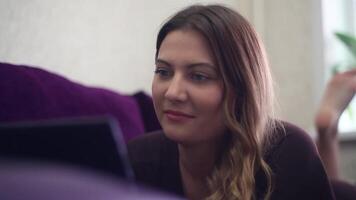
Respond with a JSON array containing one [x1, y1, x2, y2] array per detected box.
[[164, 110, 195, 122]]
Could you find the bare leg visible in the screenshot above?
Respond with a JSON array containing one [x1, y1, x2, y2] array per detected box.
[[315, 69, 356, 179]]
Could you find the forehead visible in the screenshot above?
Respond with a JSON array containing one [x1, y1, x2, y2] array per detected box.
[[157, 29, 215, 65]]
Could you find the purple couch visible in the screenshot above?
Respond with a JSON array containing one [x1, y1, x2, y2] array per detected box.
[[0, 62, 160, 142]]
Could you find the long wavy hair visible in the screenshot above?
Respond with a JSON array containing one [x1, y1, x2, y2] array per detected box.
[[155, 5, 279, 200]]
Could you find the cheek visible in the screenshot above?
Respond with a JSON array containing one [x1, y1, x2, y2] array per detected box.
[[197, 88, 224, 114], [205, 92, 225, 126], [197, 88, 225, 127]]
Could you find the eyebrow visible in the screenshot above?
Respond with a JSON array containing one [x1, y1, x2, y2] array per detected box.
[[155, 58, 216, 70]]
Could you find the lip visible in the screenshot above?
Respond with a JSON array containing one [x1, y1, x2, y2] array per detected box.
[[164, 110, 195, 122]]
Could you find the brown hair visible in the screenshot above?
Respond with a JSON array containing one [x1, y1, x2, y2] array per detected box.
[[156, 4, 278, 200]]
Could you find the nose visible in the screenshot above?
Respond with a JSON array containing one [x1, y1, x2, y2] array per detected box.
[[165, 74, 188, 103]]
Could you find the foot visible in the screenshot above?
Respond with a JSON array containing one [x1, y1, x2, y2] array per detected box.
[[315, 69, 356, 138]]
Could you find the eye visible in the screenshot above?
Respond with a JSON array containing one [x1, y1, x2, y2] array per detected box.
[[154, 67, 172, 78], [190, 73, 209, 82]]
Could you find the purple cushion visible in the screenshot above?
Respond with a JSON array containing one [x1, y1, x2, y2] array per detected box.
[[0, 161, 184, 200], [133, 91, 161, 132], [0, 62, 144, 142]]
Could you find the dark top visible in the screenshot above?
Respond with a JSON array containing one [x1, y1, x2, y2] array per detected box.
[[331, 179, 356, 200], [128, 122, 335, 199]]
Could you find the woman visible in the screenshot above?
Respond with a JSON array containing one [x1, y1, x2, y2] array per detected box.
[[128, 4, 334, 200]]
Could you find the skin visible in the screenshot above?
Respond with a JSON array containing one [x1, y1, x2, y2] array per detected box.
[[152, 29, 226, 199], [315, 68, 356, 179]]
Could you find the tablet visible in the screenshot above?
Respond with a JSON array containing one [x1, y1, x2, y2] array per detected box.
[[0, 116, 134, 180]]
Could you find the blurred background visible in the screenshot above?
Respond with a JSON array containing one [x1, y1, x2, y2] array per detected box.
[[0, 0, 355, 182]]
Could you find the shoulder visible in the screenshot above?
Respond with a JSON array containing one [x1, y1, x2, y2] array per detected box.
[[268, 121, 318, 159], [127, 131, 175, 163], [127, 131, 166, 184], [127, 130, 180, 190], [266, 121, 335, 200]]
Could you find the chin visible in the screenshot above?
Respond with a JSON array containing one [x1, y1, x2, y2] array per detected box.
[[163, 127, 206, 146]]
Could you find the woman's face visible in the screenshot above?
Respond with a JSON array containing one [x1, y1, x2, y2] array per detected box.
[[152, 29, 226, 145]]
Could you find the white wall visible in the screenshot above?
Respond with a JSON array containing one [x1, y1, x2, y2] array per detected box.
[[244, 0, 324, 133], [0, 0, 240, 93]]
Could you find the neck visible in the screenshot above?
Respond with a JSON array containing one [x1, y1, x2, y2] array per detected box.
[[178, 141, 220, 178], [178, 137, 225, 200]]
